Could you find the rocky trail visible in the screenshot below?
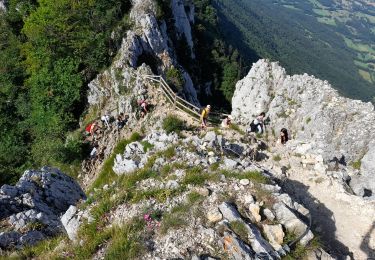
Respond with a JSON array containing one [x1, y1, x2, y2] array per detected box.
[[282, 158, 375, 259]]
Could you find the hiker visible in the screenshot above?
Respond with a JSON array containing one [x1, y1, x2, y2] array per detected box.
[[200, 105, 211, 129], [279, 128, 289, 144], [101, 113, 111, 128], [221, 115, 233, 128], [116, 113, 129, 129], [247, 112, 266, 134], [90, 143, 99, 159], [138, 99, 148, 118], [85, 121, 101, 141]]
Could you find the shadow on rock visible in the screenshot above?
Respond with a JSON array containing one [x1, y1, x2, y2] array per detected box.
[[360, 221, 375, 259], [280, 178, 353, 259]]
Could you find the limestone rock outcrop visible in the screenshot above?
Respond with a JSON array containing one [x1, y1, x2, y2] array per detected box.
[[87, 0, 200, 111], [0, 167, 85, 249], [231, 59, 375, 198]]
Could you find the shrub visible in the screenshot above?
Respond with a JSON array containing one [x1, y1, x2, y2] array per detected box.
[[166, 66, 185, 91], [230, 221, 248, 243], [351, 160, 361, 170], [141, 141, 154, 152], [273, 154, 282, 161], [306, 117, 312, 124], [230, 123, 245, 135], [162, 115, 186, 134]]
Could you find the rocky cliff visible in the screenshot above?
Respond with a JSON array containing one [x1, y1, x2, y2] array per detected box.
[[232, 59, 375, 198], [88, 0, 200, 112]]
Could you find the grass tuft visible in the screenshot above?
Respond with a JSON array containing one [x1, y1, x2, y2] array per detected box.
[[162, 115, 186, 134]]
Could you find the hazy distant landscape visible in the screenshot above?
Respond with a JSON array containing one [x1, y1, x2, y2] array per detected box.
[[213, 0, 375, 101]]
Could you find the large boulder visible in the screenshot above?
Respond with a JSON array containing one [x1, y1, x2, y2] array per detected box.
[[0, 167, 85, 249], [273, 203, 314, 246]]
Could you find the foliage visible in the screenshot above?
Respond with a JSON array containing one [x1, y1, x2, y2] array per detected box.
[[221, 170, 270, 184], [166, 66, 185, 92], [351, 160, 361, 170], [213, 0, 375, 101], [229, 220, 249, 243], [141, 141, 154, 152], [105, 219, 147, 260], [0, 0, 132, 185], [162, 115, 186, 134], [273, 154, 282, 162], [229, 123, 245, 135]]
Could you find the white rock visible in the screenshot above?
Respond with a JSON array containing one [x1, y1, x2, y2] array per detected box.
[[206, 209, 223, 223], [249, 204, 261, 223], [263, 224, 284, 251], [240, 179, 250, 186]]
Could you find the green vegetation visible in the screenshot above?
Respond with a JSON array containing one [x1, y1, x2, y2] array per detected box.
[[213, 0, 375, 102], [306, 117, 312, 124], [351, 160, 362, 170], [166, 66, 185, 92], [283, 233, 322, 260], [141, 141, 154, 152], [91, 132, 142, 190], [160, 190, 205, 234], [229, 123, 245, 135], [229, 221, 249, 243], [0, 0, 132, 185], [162, 115, 186, 134], [221, 170, 270, 184], [273, 155, 282, 162], [183, 0, 247, 109], [105, 220, 147, 260], [182, 166, 211, 186]]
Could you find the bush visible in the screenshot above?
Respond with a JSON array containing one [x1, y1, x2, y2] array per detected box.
[[351, 160, 361, 170], [166, 66, 185, 91], [162, 115, 186, 134]]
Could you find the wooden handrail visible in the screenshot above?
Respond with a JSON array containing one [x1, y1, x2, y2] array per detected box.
[[127, 73, 229, 125]]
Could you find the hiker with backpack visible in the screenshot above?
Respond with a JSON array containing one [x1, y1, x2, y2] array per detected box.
[[116, 113, 129, 129], [200, 105, 211, 129], [247, 112, 266, 134]]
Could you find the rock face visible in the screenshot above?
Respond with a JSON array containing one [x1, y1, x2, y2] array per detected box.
[[0, 0, 6, 11], [87, 0, 200, 110], [0, 167, 85, 249], [171, 0, 195, 56], [231, 59, 375, 197]]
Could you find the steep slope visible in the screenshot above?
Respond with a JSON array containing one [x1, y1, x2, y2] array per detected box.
[[213, 0, 375, 102]]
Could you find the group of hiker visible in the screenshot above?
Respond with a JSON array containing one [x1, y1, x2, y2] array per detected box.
[[84, 98, 150, 164], [200, 105, 289, 145]]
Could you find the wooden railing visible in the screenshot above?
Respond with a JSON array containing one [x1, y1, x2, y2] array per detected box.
[[91, 73, 229, 126], [142, 74, 229, 124]]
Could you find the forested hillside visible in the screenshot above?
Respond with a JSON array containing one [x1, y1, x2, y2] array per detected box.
[[0, 0, 132, 184], [213, 0, 375, 102], [0, 0, 244, 185]]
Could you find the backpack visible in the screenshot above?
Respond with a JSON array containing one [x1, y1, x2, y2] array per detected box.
[[249, 120, 257, 132]]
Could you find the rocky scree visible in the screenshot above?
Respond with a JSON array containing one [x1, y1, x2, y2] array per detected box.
[[60, 130, 331, 259]]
